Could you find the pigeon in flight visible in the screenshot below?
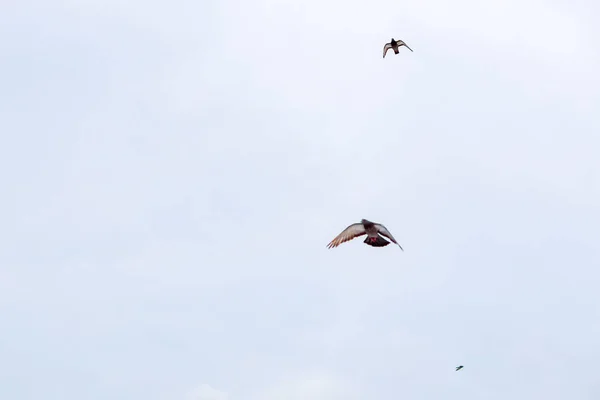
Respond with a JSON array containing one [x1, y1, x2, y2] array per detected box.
[[327, 219, 403, 250], [456, 366, 464, 371], [383, 38, 413, 58]]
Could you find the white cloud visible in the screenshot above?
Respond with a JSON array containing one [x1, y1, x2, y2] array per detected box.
[[253, 373, 360, 400], [186, 384, 229, 400], [186, 374, 357, 400]]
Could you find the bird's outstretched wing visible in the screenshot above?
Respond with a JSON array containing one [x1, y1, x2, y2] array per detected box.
[[397, 40, 413, 52], [383, 43, 392, 58], [327, 223, 366, 248], [375, 224, 403, 250]]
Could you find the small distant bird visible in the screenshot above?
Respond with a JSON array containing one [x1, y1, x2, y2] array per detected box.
[[327, 219, 403, 250], [383, 38, 413, 58], [456, 366, 464, 371]]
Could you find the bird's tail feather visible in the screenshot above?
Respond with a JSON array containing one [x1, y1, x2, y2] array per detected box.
[[364, 236, 390, 247]]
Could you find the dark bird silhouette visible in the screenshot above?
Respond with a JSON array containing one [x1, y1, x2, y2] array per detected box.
[[327, 219, 403, 250], [456, 365, 464, 371], [383, 38, 413, 58]]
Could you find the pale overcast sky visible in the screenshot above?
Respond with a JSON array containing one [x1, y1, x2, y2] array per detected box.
[[1, 0, 599, 399]]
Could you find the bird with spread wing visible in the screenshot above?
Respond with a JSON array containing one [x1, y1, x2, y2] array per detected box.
[[383, 38, 413, 58], [327, 219, 403, 250]]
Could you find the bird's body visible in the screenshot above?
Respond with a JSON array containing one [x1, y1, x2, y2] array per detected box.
[[456, 365, 464, 371], [383, 38, 413, 58], [327, 219, 403, 250]]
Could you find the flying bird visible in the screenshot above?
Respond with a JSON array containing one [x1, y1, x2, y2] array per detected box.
[[383, 38, 413, 58], [327, 219, 403, 250], [456, 366, 464, 371]]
